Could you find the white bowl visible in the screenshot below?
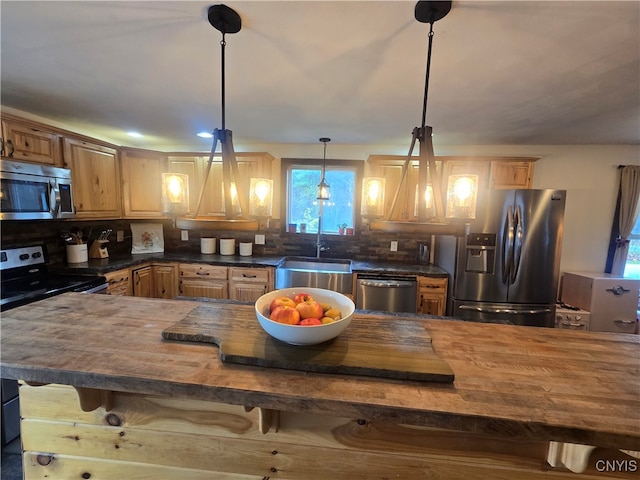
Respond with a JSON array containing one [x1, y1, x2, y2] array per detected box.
[[255, 287, 355, 346]]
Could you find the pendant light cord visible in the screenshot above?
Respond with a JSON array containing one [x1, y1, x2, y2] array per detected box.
[[220, 33, 227, 131], [420, 18, 436, 130]]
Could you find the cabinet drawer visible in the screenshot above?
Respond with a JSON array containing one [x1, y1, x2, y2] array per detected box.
[[104, 269, 131, 296], [418, 276, 447, 291], [229, 267, 271, 283], [180, 264, 228, 280]]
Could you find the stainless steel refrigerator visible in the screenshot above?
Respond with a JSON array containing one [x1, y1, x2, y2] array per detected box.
[[447, 189, 566, 327]]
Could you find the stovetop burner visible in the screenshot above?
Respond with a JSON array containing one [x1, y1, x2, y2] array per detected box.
[[0, 244, 107, 311]]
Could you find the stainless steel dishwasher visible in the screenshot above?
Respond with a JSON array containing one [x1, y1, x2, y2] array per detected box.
[[356, 275, 417, 313]]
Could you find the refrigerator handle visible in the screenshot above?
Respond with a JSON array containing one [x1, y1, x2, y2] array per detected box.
[[511, 204, 524, 284], [458, 304, 552, 315], [501, 206, 514, 283]]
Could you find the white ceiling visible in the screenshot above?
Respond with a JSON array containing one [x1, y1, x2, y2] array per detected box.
[[1, 1, 639, 152]]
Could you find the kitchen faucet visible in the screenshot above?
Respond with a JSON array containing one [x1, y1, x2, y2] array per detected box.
[[316, 215, 328, 258]]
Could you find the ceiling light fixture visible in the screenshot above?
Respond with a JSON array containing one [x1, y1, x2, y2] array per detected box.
[[369, 1, 472, 235], [317, 137, 331, 201], [176, 4, 265, 231]]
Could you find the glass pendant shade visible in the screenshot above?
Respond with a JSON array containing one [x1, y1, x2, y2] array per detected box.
[[361, 177, 385, 217], [317, 178, 330, 201], [162, 173, 189, 215], [414, 183, 435, 219], [221, 181, 241, 216], [445, 174, 478, 219], [249, 178, 273, 217]]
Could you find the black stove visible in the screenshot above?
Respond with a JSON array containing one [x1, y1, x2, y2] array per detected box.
[[0, 245, 107, 312], [1, 244, 108, 447]]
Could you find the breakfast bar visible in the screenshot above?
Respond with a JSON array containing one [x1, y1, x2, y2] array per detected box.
[[1, 292, 639, 479]]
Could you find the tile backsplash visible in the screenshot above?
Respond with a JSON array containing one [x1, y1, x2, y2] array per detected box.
[[1, 219, 434, 265]]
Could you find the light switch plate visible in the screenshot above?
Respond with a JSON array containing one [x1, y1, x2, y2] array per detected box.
[[116, 230, 124, 242], [255, 234, 266, 245], [390, 241, 398, 252], [181, 230, 189, 241]]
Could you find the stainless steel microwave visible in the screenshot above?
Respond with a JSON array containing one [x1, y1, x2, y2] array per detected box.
[[0, 159, 75, 220]]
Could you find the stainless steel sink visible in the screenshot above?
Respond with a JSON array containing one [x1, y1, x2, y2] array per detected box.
[[280, 258, 352, 273], [275, 257, 353, 294]]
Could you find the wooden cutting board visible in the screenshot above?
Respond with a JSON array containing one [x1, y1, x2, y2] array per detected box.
[[162, 303, 454, 383]]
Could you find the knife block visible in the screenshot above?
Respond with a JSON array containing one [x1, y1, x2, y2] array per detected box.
[[89, 240, 109, 259]]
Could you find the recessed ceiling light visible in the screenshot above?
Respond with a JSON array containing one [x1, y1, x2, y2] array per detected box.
[[197, 131, 213, 138], [127, 131, 143, 138]]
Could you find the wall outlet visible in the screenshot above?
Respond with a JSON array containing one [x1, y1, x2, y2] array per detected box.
[[116, 230, 124, 242], [390, 241, 398, 252], [181, 230, 189, 241], [255, 234, 266, 245]]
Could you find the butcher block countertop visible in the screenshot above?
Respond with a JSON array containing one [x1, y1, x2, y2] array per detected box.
[[1, 292, 639, 452]]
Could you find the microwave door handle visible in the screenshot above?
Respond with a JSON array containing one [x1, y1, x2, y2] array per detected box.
[[50, 181, 61, 217]]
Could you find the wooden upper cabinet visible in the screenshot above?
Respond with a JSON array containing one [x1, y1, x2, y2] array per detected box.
[[167, 152, 274, 216], [62, 137, 121, 219], [121, 147, 167, 218], [1, 116, 62, 166], [489, 160, 535, 189]]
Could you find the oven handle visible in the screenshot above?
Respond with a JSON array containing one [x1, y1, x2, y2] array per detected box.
[[79, 283, 109, 294]]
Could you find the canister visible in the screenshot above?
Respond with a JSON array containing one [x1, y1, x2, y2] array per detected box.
[[220, 238, 235, 255]]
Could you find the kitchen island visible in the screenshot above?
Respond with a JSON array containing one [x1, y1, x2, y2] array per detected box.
[[1, 293, 638, 479]]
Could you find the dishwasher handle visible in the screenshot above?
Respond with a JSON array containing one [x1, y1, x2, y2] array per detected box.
[[358, 279, 416, 288]]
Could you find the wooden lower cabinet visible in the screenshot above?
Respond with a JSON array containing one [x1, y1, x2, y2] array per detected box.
[[132, 263, 178, 299], [417, 276, 448, 316], [18, 383, 621, 480], [103, 268, 131, 296], [229, 266, 273, 302], [178, 263, 229, 299]]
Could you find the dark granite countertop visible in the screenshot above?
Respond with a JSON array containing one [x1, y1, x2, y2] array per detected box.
[[49, 252, 449, 277]]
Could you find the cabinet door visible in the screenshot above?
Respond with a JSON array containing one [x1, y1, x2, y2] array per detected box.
[[132, 266, 153, 298], [229, 267, 273, 302], [1, 118, 62, 166], [62, 137, 121, 219], [489, 161, 534, 189], [417, 276, 448, 316], [153, 264, 178, 299], [179, 278, 228, 299], [178, 263, 229, 299], [104, 269, 131, 296], [121, 148, 166, 218]]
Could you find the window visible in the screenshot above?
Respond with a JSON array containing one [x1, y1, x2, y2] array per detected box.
[[281, 158, 363, 235], [624, 214, 640, 278]]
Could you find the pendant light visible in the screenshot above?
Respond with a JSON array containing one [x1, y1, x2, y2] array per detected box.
[[176, 4, 268, 231], [369, 1, 476, 234], [317, 137, 331, 200]]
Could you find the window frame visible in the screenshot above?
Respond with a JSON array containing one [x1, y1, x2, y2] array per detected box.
[[279, 158, 364, 236], [623, 212, 640, 278]]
